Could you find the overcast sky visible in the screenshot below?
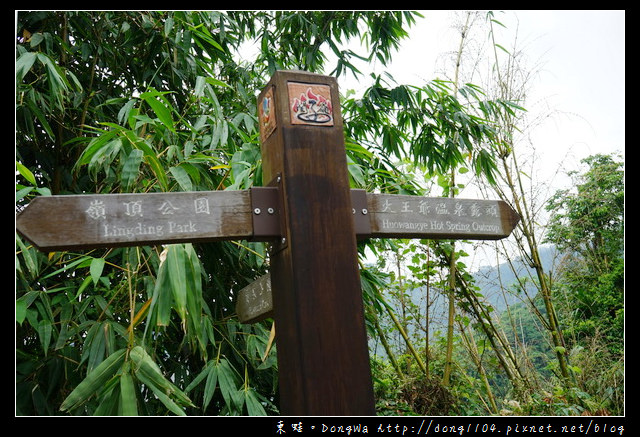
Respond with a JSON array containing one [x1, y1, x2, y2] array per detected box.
[[501, 10, 625, 170], [338, 10, 625, 191]]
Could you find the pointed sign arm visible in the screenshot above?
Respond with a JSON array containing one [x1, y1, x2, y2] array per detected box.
[[361, 193, 520, 240], [16, 189, 519, 252], [15, 190, 258, 251]]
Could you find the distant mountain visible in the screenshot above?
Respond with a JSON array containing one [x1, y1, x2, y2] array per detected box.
[[472, 245, 558, 313], [368, 245, 560, 358]]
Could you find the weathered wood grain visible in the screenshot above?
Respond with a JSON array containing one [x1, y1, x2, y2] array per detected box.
[[16, 68, 521, 418], [363, 193, 520, 240], [16, 190, 253, 251], [236, 273, 273, 324], [258, 70, 376, 416], [16, 188, 520, 252]]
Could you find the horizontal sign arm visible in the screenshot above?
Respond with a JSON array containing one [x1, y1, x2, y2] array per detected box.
[[361, 192, 520, 240], [16, 190, 256, 251], [16, 188, 519, 251]]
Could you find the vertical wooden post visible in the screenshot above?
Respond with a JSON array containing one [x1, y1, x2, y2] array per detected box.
[[258, 71, 375, 415]]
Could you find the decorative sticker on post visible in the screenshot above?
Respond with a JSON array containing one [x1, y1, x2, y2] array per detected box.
[[288, 82, 334, 126], [259, 86, 276, 142]]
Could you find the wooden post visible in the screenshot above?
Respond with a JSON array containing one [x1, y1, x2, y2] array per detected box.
[[257, 71, 376, 415]]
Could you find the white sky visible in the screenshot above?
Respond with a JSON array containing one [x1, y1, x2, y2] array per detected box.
[[338, 10, 625, 187], [501, 10, 625, 172]]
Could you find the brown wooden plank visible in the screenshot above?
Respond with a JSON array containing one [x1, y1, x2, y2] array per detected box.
[[16, 190, 253, 251], [236, 273, 273, 324], [258, 70, 376, 416], [16, 187, 520, 252], [363, 193, 520, 240]]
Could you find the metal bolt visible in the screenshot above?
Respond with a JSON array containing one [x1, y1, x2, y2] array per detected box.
[[362, 208, 368, 215], [254, 208, 261, 215], [268, 207, 275, 214], [352, 208, 356, 214]]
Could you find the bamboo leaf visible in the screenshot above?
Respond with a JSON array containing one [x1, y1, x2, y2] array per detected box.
[[129, 299, 152, 333], [260, 322, 276, 363], [76, 130, 118, 167], [184, 244, 203, 347], [203, 364, 218, 410], [136, 371, 186, 416], [166, 245, 187, 327], [86, 322, 107, 373], [243, 388, 267, 415], [16, 51, 37, 83], [129, 346, 194, 415], [150, 248, 172, 327], [216, 359, 239, 411], [16, 162, 37, 186], [153, 277, 172, 327], [16, 186, 33, 203], [74, 276, 93, 300], [15, 292, 35, 325], [16, 235, 39, 279], [170, 165, 193, 191], [494, 43, 510, 55], [130, 346, 195, 410], [119, 364, 138, 416], [163, 15, 174, 37], [490, 17, 507, 28], [92, 382, 120, 416], [141, 90, 175, 132], [194, 76, 206, 97], [90, 257, 105, 285], [117, 99, 137, 126], [88, 137, 122, 175], [185, 360, 214, 393], [36, 319, 52, 355], [60, 348, 127, 412], [54, 303, 73, 350], [143, 152, 169, 191], [121, 148, 144, 190], [205, 77, 231, 88], [36, 52, 71, 108]]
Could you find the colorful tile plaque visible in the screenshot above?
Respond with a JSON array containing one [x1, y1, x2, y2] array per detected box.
[[259, 86, 276, 142], [288, 82, 334, 126]]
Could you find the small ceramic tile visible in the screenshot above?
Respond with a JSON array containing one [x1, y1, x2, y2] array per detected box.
[[259, 86, 276, 142], [288, 82, 334, 126]]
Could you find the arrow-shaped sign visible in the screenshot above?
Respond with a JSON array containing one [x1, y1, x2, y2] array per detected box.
[[16, 190, 257, 251], [16, 189, 519, 252], [364, 193, 520, 240]]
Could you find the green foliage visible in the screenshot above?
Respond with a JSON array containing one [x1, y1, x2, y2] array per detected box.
[[234, 11, 420, 77], [343, 75, 507, 187], [15, 11, 535, 416], [15, 10, 427, 416], [546, 154, 624, 267], [545, 154, 624, 357]]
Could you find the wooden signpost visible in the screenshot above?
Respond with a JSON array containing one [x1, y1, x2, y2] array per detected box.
[[16, 70, 519, 416], [16, 189, 516, 251]]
